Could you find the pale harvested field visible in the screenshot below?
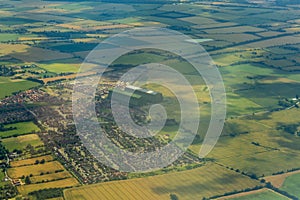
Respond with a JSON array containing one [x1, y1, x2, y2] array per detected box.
[[57, 23, 132, 31], [216, 188, 268, 199], [30, 171, 72, 183], [64, 164, 261, 200], [10, 155, 54, 167], [18, 177, 79, 195], [8, 161, 65, 178]]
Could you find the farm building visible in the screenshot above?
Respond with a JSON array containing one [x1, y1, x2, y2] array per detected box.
[[108, 85, 163, 106]]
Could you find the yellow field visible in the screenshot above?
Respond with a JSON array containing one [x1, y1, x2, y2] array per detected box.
[[0, 43, 73, 62], [18, 178, 79, 195], [64, 164, 260, 200], [8, 161, 65, 178], [30, 171, 72, 184], [56, 23, 132, 31], [10, 155, 54, 167]]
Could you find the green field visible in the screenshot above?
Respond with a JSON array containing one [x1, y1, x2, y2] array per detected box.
[[280, 173, 300, 198], [231, 190, 288, 200], [0, 77, 40, 99], [64, 164, 261, 200], [0, 171, 7, 187], [0, 33, 19, 42], [0, 121, 40, 138], [207, 108, 300, 176], [2, 134, 43, 152]]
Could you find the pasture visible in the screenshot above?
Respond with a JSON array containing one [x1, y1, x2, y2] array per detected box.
[[64, 164, 261, 200], [2, 133, 43, 152], [0, 77, 40, 99], [230, 190, 288, 200], [280, 173, 300, 198], [0, 121, 40, 138], [0, 33, 19, 42]]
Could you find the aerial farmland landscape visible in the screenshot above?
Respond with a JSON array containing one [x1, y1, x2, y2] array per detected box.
[[0, 0, 300, 199]]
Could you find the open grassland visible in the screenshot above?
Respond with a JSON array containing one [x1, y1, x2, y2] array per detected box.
[[18, 177, 79, 195], [38, 62, 80, 73], [0, 77, 40, 99], [8, 161, 65, 178], [219, 63, 300, 115], [41, 71, 97, 84], [280, 173, 300, 198], [0, 121, 40, 138], [64, 164, 260, 200], [228, 189, 288, 200], [2, 133, 43, 152], [10, 155, 54, 167], [38, 58, 97, 73], [0, 33, 20, 42]]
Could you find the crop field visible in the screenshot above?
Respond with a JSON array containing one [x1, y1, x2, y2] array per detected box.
[[12, 46, 74, 63], [280, 173, 300, 198], [10, 155, 54, 167], [0, 121, 40, 138], [2, 133, 43, 152], [18, 177, 79, 195], [0, 77, 40, 99], [230, 190, 288, 200], [204, 26, 264, 34], [208, 33, 259, 43], [30, 171, 72, 184], [208, 108, 300, 176], [8, 161, 65, 178], [246, 35, 300, 48], [218, 63, 300, 114], [64, 164, 260, 200], [0, 0, 299, 199]]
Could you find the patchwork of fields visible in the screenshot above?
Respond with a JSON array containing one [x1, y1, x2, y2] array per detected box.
[[64, 164, 261, 200], [0, 0, 299, 199]]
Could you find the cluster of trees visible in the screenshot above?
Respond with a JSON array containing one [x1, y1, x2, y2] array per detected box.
[[0, 65, 15, 76], [265, 182, 298, 199], [34, 159, 46, 165], [0, 142, 8, 160], [277, 123, 299, 135], [28, 188, 64, 199], [0, 184, 17, 199], [0, 124, 17, 132], [278, 95, 299, 108]]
